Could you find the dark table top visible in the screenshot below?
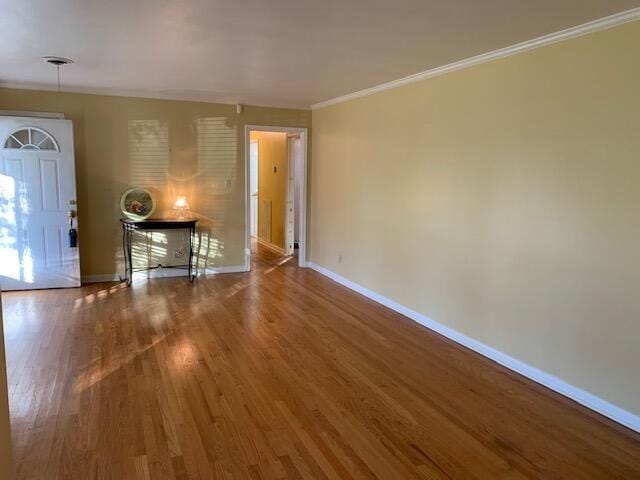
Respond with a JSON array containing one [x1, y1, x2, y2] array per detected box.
[[120, 218, 198, 229]]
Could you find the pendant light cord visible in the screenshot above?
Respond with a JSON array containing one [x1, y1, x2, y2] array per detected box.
[[43, 57, 73, 93]]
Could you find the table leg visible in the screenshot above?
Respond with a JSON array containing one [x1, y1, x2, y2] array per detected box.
[[191, 226, 197, 282], [204, 231, 211, 274], [120, 224, 129, 285], [146, 231, 151, 278], [126, 226, 133, 286]]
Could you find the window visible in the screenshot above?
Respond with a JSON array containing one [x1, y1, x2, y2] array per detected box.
[[3, 127, 59, 151]]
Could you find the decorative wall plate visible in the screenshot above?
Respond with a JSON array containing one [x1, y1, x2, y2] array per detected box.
[[120, 187, 156, 220]]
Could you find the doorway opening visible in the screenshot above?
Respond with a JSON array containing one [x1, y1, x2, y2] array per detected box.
[[244, 125, 308, 270]]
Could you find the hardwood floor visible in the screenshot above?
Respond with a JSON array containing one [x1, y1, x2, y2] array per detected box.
[[2, 245, 640, 479]]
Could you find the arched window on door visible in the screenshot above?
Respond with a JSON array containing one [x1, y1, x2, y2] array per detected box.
[[3, 127, 59, 151]]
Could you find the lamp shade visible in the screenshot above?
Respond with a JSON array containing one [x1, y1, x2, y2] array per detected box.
[[173, 195, 190, 211]]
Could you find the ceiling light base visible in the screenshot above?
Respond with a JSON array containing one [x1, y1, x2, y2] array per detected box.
[[42, 56, 74, 66]]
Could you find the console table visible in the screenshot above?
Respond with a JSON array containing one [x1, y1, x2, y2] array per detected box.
[[120, 218, 198, 286]]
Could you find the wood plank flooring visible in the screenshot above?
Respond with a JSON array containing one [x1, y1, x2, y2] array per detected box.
[[2, 244, 640, 479]]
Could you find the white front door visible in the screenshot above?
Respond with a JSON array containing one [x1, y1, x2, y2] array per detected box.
[[249, 140, 259, 238], [0, 116, 80, 290]]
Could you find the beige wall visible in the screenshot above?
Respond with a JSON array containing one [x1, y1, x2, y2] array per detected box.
[[311, 21, 640, 415], [0, 89, 310, 276], [250, 131, 287, 249], [0, 301, 12, 479]]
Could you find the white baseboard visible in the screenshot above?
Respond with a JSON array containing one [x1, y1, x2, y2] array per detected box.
[[81, 265, 247, 283], [256, 237, 286, 255], [201, 265, 248, 275], [136, 269, 188, 279], [307, 262, 640, 433], [82, 274, 120, 283]]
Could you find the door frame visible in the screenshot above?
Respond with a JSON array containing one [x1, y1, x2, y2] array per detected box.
[[285, 133, 300, 256], [244, 125, 308, 270], [249, 139, 259, 239]]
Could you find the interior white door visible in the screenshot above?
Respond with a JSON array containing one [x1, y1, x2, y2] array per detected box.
[[284, 135, 298, 256], [249, 140, 259, 238], [0, 116, 80, 290]]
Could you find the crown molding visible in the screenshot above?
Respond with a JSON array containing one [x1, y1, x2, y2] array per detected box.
[[0, 82, 310, 111], [311, 7, 640, 110]]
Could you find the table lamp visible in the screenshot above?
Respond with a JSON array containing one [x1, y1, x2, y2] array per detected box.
[[173, 194, 190, 219]]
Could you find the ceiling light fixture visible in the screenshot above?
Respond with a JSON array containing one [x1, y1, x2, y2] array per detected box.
[[42, 56, 74, 93]]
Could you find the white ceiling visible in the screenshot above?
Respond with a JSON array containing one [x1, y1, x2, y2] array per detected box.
[[1, 0, 639, 109]]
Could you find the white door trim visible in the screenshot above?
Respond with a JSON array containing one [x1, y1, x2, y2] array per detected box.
[[249, 139, 259, 238], [284, 133, 298, 256], [0, 110, 65, 119], [244, 125, 308, 270]]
